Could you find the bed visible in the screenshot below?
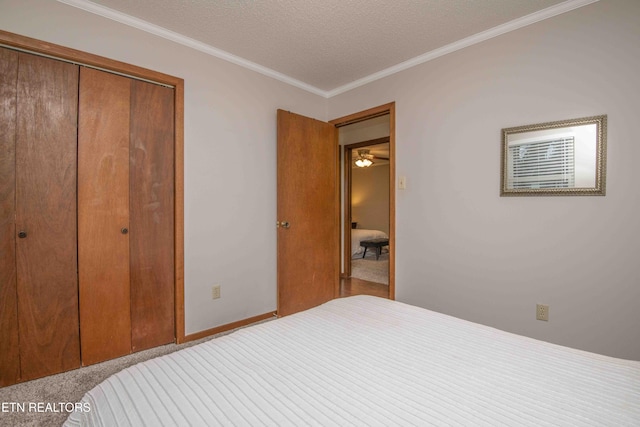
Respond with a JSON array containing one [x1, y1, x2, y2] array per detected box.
[[351, 228, 388, 257], [65, 296, 640, 426]]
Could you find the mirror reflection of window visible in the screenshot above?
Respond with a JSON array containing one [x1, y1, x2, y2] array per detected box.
[[508, 134, 576, 189], [501, 116, 605, 196]]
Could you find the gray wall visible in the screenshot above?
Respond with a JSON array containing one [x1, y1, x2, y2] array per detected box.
[[329, 0, 640, 360], [352, 165, 390, 234]]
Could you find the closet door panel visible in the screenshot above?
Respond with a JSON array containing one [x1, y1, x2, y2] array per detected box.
[[78, 67, 132, 365], [130, 80, 175, 351], [15, 53, 80, 380], [0, 47, 20, 386]]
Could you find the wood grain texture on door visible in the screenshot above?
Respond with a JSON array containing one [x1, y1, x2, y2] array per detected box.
[[277, 110, 339, 317], [0, 47, 20, 386], [129, 80, 175, 352], [78, 67, 132, 366], [15, 53, 80, 381]]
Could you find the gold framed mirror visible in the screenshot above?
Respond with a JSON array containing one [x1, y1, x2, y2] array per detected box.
[[501, 115, 607, 196]]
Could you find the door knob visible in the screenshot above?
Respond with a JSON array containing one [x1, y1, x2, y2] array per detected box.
[[18, 231, 27, 239], [121, 227, 129, 235]]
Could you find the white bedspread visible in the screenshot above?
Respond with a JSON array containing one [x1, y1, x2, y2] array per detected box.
[[65, 296, 640, 426]]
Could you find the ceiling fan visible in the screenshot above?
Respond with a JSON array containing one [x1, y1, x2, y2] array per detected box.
[[354, 149, 388, 167]]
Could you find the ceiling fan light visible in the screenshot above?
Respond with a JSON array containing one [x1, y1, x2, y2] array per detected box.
[[354, 148, 375, 167], [355, 158, 373, 167]]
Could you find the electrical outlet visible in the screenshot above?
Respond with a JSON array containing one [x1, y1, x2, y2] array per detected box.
[[212, 285, 221, 300], [536, 304, 549, 321]]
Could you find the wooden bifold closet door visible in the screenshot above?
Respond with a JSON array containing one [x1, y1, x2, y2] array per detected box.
[[78, 68, 132, 365], [0, 49, 81, 385], [1, 47, 175, 386], [78, 67, 175, 365]]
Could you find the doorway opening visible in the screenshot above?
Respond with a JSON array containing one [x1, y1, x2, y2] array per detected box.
[[330, 103, 395, 300]]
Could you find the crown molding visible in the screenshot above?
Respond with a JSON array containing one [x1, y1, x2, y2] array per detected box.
[[326, 0, 599, 97], [55, 0, 327, 97], [58, 0, 598, 99]]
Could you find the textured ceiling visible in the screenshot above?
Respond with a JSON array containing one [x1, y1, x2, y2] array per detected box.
[[80, 0, 580, 94]]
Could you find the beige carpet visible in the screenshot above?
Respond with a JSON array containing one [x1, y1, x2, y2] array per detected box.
[[351, 252, 389, 284], [0, 322, 267, 427]]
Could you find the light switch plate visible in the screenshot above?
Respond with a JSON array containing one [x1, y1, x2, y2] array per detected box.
[[399, 176, 407, 189]]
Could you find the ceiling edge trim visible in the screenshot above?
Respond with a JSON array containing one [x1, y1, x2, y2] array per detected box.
[[326, 0, 599, 98], [55, 0, 328, 97], [56, 0, 598, 99]]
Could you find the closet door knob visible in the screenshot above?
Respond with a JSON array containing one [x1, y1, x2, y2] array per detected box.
[[121, 227, 129, 235], [18, 231, 27, 239]]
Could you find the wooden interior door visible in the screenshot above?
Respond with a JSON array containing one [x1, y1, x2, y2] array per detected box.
[[78, 67, 132, 365], [129, 80, 175, 352], [277, 110, 339, 316], [15, 52, 80, 380], [0, 47, 20, 386]]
